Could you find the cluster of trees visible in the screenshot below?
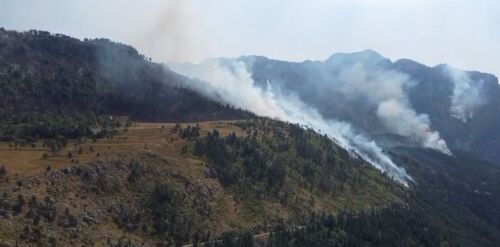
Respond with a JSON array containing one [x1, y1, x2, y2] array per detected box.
[[185, 118, 407, 236], [0, 192, 63, 245], [192, 129, 286, 189], [228, 120, 382, 194], [193, 129, 240, 186], [148, 182, 203, 245], [182, 204, 452, 247], [180, 124, 201, 139], [0, 193, 58, 223], [391, 150, 500, 246], [0, 113, 123, 143], [114, 205, 141, 232], [266, 204, 452, 247], [25, 195, 58, 225]]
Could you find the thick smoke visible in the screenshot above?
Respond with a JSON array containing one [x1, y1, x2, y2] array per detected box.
[[376, 100, 450, 154], [445, 65, 485, 122], [170, 60, 289, 119], [332, 63, 451, 154], [131, 0, 449, 156], [139, 0, 444, 184], [171, 60, 413, 185], [273, 91, 413, 185]]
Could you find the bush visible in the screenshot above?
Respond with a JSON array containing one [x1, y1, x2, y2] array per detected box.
[[115, 206, 141, 231], [148, 183, 198, 243], [57, 208, 77, 228], [0, 166, 6, 177], [127, 162, 144, 183]]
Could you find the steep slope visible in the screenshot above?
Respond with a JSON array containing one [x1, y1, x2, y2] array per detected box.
[[0, 119, 405, 246], [0, 28, 250, 140], [395, 60, 500, 164], [172, 52, 500, 246], [2, 29, 500, 246], [0, 29, 409, 246], [236, 51, 500, 164]]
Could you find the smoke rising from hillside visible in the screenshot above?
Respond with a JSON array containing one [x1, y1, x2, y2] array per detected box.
[[376, 99, 450, 154], [445, 65, 486, 122], [142, 0, 450, 183], [171, 60, 413, 184], [170, 60, 288, 119], [130, 1, 448, 157], [332, 62, 451, 154]]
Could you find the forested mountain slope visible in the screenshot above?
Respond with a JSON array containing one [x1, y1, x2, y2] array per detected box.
[[0, 28, 250, 140], [1, 29, 500, 246], [0, 119, 408, 246], [237, 51, 500, 165]]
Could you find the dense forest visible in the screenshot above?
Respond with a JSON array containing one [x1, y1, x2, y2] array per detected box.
[[188, 119, 403, 204], [0, 28, 250, 141], [184, 119, 500, 247], [200, 204, 453, 247]]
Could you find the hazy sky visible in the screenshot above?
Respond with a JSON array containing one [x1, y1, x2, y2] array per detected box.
[[1, 0, 499, 76]]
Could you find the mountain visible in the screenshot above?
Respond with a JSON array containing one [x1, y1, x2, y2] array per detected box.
[[0, 28, 250, 140], [1, 119, 409, 246], [0, 29, 411, 246], [1, 29, 500, 246], [172, 51, 500, 245], [236, 50, 500, 165]]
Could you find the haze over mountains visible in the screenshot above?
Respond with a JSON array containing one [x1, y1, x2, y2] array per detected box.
[[1, 29, 500, 246], [171, 50, 500, 182]]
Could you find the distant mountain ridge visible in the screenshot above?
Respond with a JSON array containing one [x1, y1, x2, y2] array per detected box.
[[234, 50, 500, 165]]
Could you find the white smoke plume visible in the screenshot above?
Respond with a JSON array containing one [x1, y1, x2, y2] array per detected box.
[[171, 60, 413, 185], [273, 91, 413, 185], [170, 60, 289, 119], [129, 0, 450, 157], [376, 99, 450, 154], [326, 62, 451, 154], [445, 65, 486, 122]]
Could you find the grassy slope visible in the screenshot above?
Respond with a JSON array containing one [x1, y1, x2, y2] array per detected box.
[[0, 119, 404, 246]]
